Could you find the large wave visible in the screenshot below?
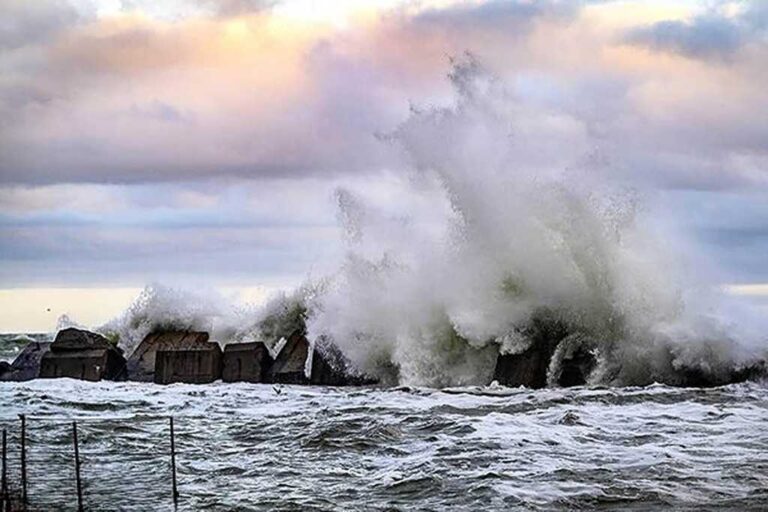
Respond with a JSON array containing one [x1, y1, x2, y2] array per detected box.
[[94, 56, 767, 388], [306, 56, 768, 387]]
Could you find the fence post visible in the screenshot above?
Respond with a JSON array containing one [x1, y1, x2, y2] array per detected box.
[[72, 421, 83, 512], [1, 429, 7, 512], [170, 417, 178, 508], [19, 415, 27, 511]]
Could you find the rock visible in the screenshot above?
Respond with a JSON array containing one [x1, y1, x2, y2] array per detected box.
[[0, 342, 51, 381], [222, 342, 272, 383], [154, 342, 223, 384], [126, 331, 210, 381], [39, 329, 125, 382]]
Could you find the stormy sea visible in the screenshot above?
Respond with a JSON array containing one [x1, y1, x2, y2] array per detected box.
[[1, 332, 767, 511], [3, 61, 768, 511]]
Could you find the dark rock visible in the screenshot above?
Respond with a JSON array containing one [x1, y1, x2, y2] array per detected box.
[[154, 342, 223, 384], [39, 329, 125, 381], [126, 331, 210, 381], [0, 342, 51, 381], [222, 342, 272, 383], [0, 361, 11, 377]]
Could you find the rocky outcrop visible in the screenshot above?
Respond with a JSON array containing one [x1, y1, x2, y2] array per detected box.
[[222, 342, 272, 383], [154, 343, 223, 384], [126, 331, 211, 381], [39, 328, 125, 382], [0, 342, 51, 381]]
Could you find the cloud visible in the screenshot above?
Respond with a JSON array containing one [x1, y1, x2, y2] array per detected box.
[[624, 1, 768, 60], [0, 0, 87, 50], [1, 0, 768, 291]]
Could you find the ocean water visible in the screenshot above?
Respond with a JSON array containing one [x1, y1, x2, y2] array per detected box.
[[0, 333, 50, 363], [1, 376, 767, 511]]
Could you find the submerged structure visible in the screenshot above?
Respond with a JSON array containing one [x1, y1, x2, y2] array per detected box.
[[39, 328, 125, 381]]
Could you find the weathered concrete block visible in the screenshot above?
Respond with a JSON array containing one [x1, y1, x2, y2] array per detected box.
[[39, 328, 125, 382], [557, 348, 596, 387], [49, 328, 112, 351], [222, 342, 272, 383], [492, 317, 567, 389], [126, 331, 210, 381], [154, 342, 222, 384], [266, 331, 371, 386], [267, 331, 310, 384], [0, 342, 51, 381]]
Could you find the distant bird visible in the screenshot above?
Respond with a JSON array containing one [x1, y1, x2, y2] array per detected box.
[[273, 385, 282, 395], [46, 308, 51, 312]]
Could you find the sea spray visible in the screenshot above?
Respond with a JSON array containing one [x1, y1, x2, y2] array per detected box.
[[91, 57, 768, 388], [97, 282, 321, 356], [307, 56, 768, 387]]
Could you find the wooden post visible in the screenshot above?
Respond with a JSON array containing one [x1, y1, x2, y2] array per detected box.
[[72, 421, 83, 512], [170, 417, 178, 508], [1, 429, 7, 512], [19, 415, 26, 511]]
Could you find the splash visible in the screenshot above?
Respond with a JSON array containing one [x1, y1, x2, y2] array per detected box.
[[98, 282, 322, 355], [306, 56, 768, 387], [94, 57, 767, 388]]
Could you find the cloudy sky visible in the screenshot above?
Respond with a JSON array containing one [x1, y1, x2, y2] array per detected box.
[[1, 0, 767, 332]]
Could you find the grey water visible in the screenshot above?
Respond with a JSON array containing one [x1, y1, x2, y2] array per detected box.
[[2, 335, 768, 511], [1, 372, 767, 511]]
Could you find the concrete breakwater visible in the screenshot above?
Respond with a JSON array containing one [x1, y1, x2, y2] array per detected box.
[[1, 326, 764, 388], [0, 327, 359, 386]]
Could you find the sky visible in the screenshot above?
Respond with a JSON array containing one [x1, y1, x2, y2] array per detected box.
[[0, 0, 767, 332]]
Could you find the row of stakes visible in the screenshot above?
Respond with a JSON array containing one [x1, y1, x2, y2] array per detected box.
[[0, 416, 179, 511]]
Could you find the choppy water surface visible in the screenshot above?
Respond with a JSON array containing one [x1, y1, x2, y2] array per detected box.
[[0, 333, 50, 363], [1, 379, 767, 511]]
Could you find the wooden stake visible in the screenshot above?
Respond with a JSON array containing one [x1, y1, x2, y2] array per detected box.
[[72, 421, 83, 512], [1, 429, 7, 512], [19, 415, 26, 511], [170, 417, 179, 508]]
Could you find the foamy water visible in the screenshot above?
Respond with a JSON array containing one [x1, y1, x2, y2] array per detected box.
[[1, 378, 767, 511]]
